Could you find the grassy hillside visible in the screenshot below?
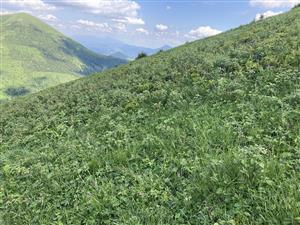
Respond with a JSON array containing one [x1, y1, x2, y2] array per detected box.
[[0, 13, 125, 100], [1, 8, 300, 224]]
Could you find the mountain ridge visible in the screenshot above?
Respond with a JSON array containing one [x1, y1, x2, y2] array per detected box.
[[72, 35, 172, 59], [0, 13, 126, 99]]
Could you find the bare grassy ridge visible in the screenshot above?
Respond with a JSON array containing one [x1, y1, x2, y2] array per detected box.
[[1, 8, 300, 224]]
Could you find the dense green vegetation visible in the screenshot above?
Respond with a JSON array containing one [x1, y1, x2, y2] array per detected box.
[[1, 8, 300, 224], [0, 13, 125, 99], [136, 52, 148, 60]]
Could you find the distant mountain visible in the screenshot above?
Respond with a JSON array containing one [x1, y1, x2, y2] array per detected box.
[[72, 35, 172, 59], [110, 51, 130, 60], [0, 13, 126, 99]]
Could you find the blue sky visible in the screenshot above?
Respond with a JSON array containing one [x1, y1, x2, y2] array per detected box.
[[1, 0, 298, 48]]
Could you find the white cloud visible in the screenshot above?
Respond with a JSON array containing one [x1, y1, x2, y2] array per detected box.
[[70, 24, 81, 30], [51, 0, 144, 28], [39, 14, 57, 21], [52, 0, 140, 17], [112, 17, 145, 25], [250, 0, 300, 8], [156, 24, 168, 31], [77, 19, 112, 32], [166, 6, 171, 10], [114, 23, 127, 32], [56, 23, 65, 28], [255, 10, 282, 21], [3, 0, 145, 31], [4, 0, 55, 11], [1, 0, 145, 25], [186, 26, 222, 39], [136, 28, 149, 35]]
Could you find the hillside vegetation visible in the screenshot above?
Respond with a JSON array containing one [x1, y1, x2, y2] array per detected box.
[[1, 8, 300, 224], [0, 13, 125, 99]]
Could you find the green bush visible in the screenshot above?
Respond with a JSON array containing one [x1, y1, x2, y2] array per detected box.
[[135, 52, 147, 60]]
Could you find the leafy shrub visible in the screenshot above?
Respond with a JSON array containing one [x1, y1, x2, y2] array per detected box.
[[214, 56, 240, 73], [135, 52, 147, 60], [293, 3, 300, 8], [259, 14, 264, 20]]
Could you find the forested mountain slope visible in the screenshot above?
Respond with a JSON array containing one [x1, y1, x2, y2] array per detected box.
[[0, 13, 126, 99], [1, 8, 300, 224]]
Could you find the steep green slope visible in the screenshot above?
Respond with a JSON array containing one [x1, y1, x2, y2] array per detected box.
[[1, 8, 300, 224], [0, 13, 126, 99]]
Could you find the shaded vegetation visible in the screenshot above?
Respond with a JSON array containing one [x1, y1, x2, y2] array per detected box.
[[136, 52, 148, 60], [294, 3, 300, 8], [1, 8, 300, 225], [4, 87, 30, 97]]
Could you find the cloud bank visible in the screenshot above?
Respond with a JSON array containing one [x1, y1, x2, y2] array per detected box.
[[156, 24, 168, 31], [187, 26, 222, 39]]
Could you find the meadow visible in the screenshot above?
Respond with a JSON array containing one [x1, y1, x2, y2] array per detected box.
[[1, 7, 300, 224]]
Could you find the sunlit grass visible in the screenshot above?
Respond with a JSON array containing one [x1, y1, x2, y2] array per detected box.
[[1, 8, 300, 225]]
